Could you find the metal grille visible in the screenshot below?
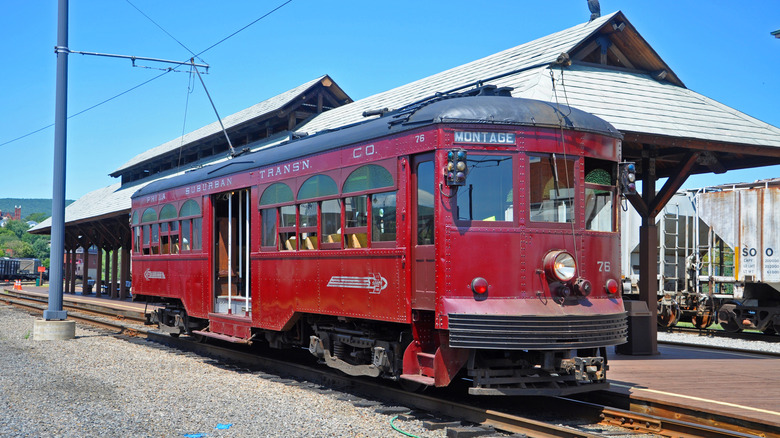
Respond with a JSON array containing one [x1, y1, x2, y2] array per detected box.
[[448, 313, 627, 350]]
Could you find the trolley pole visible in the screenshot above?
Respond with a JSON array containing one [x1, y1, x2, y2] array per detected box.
[[44, 0, 69, 321]]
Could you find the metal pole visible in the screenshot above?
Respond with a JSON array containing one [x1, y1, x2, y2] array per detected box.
[[45, 0, 69, 321]]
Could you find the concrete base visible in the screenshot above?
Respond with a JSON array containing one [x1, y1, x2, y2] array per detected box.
[[33, 319, 76, 340]]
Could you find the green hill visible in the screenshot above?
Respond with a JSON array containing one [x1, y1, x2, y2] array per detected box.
[[0, 198, 75, 220]]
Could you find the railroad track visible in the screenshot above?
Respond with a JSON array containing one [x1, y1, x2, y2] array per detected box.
[[0, 289, 148, 336], [661, 324, 780, 345], [2, 289, 775, 437]]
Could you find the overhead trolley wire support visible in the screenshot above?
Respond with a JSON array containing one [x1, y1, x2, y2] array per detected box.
[[64, 48, 209, 71], [190, 59, 237, 157]]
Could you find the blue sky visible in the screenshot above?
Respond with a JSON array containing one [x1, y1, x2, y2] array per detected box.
[[1, 1, 779, 199]]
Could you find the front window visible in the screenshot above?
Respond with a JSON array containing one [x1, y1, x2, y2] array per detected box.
[[529, 154, 575, 223], [584, 163, 616, 232], [455, 154, 513, 222], [372, 192, 396, 242]]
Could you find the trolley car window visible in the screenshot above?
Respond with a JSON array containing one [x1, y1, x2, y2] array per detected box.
[[343, 165, 394, 193], [159, 204, 178, 255], [372, 192, 397, 243], [261, 209, 277, 248], [132, 212, 140, 254], [141, 208, 157, 223], [455, 155, 513, 222], [298, 202, 318, 250], [260, 183, 293, 206], [181, 220, 191, 252], [141, 208, 160, 254], [299, 175, 337, 200], [584, 165, 616, 232], [179, 200, 202, 252], [345, 195, 368, 248], [279, 205, 296, 251], [179, 200, 201, 217], [321, 199, 341, 247], [417, 161, 435, 245], [529, 154, 575, 223]]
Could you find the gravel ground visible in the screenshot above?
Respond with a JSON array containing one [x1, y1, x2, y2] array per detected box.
[[657, 330, 780, 354], [0, 305, 448, 438]]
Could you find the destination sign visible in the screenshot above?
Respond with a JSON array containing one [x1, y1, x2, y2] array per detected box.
[[454, 131, 516, 145]]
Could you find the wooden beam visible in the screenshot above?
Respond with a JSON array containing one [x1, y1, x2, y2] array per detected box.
[[608, 44, 635, 69], [622, 132, 780, 158], [649, 151, 699, 218]]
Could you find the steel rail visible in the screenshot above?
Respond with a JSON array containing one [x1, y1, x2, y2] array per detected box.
[[0, 289, 147, 323], [0, 293, 148, 336], [4, 289, 776, 437]]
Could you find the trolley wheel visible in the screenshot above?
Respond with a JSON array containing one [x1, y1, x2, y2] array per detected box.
[[657, 299, 679, 327], [761, 323, 777, 335], [398, 379, 427, 393]]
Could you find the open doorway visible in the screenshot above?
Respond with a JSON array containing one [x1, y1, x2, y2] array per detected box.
[[213, 189, 251, 315]]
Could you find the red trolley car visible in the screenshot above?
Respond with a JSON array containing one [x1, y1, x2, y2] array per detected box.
[[131, 90, 628, 395]]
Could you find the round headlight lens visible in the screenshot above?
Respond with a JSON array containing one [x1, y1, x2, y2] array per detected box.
[[544, 251, 577, 282]]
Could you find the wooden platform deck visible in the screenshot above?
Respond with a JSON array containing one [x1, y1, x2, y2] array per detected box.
[[606, 344, 780, 428]]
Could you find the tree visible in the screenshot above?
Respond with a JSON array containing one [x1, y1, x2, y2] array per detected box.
[[4, 220, 29, 239], [24, 212, 48, 223]]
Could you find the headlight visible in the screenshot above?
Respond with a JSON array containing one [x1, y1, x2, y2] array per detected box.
[[544, 250, 576, 282]]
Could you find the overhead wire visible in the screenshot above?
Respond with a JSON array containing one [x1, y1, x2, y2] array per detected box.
[[549, 66, 581, 273], [0, 0, 294, 150], [124, 0, 205, 64]]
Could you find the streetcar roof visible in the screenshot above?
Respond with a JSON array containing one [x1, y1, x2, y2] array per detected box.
[[133, 95, 620, 198]]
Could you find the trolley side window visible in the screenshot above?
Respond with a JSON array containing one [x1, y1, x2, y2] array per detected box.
[[132, 212, 140, 254], [584, 159, 617, 232], [159, 204, 179, 255], [343, 164, 397, 249], [141, 208, 158, 255], [179, 199, 203, 252], [259, 182, 293, 250], [321, 199, 342, 249], [529, 154, 575, 223], [455, 155, 513, 223], [297, 175, 338, 251]]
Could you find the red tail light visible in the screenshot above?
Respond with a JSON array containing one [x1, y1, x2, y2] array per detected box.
[[605, 279, 619, 295], [471, 277, 489, 294]]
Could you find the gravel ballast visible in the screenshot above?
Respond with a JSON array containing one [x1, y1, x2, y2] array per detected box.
[[0, 305, 446, 438]]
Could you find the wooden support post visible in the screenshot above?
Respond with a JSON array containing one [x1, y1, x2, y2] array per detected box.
[[103, 248, 111, 297], [120, 246, 130, 300], [638, 153, 659, 355], [110, 248, 118, 299], [69, 249, 77, 294], [63, 250, 71, 294], [82, 245, 90, 294], [95, 246, 103, 297]]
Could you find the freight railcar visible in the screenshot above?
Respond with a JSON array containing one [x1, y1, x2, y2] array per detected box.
[[131, 91, 628, 395], [0, 258, 41, 281]]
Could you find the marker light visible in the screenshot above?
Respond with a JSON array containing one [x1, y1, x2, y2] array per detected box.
[[445, 148, 468, 186], [543, 251, 577, 282], [471, 277, 489, 294], [605, 279, 619, 295]]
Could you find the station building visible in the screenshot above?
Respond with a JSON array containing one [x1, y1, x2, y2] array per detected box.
[[31, 12, 780, 352]]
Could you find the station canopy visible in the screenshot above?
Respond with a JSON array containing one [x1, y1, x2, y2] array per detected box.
[[31, 10, 780, 235]]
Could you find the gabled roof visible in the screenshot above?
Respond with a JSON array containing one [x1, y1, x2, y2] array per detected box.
[[298, 12, 622, 134], [298, 11, 780, 177], [110, 75, 350, 178]]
